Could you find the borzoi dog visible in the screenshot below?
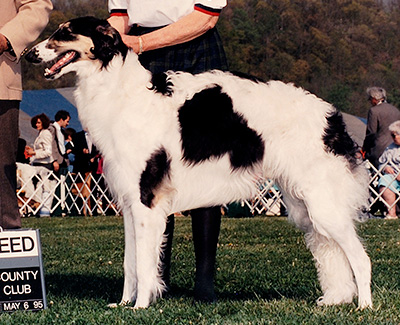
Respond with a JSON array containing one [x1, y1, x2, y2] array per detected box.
[[26, 16, 372, 309]]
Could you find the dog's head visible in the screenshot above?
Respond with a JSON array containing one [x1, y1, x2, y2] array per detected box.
[[25, 16, 128, 80]]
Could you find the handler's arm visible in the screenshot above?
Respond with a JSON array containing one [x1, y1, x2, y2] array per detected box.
[[109, 10, 219, 54], [108, 15, 130, 36], [0, 0, 52, 60]]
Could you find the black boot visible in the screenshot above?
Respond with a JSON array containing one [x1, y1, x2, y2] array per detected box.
[[160, 213, 175, 293], [191, 206, 221, 302]]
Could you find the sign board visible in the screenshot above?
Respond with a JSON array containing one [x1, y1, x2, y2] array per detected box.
[[0, 229, 46, 312]]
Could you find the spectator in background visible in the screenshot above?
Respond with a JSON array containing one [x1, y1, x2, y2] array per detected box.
[[49, 110, 70, 173], [17, 134, 30, 164], [64, 127, 76, 173], [48, 110, 71, 217], [363, 87, 400, 168], [27, 114, 53, 169], [72, 129, 99, 215], [72, 129, 98, 175], [26, 113, 54, 217], [0, 0, 52, 229], [378, 120, 400, 220], [108, 0, 228, 302], [61, 127, 76, 216]]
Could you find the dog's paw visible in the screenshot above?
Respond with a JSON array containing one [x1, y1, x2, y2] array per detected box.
[[316, 296, 327, 306], [357, 298, 373, 310], [316, 295, 353, 307], [107, 303, 119, 308], [132, 298, 151, 309], [107, 300, 130, 308]]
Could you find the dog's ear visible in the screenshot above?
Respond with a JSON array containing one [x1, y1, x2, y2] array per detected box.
[[91, 23, 128, 67]]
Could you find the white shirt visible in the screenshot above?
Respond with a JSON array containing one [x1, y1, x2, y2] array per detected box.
[[53, 121, 66, 155], [109, 0, 227, 27], [85, 132, 93, 154]]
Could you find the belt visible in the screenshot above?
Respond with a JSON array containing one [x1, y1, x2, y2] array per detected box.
[[128, 24, 167, 36]]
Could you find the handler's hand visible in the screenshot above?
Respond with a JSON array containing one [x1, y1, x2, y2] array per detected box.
[[121, 34, 141, 54], [53, 161, 60, 172], [0, 34, 9, 55]]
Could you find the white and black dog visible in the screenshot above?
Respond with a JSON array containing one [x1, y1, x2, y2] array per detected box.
[[26, 17, 372, 309]]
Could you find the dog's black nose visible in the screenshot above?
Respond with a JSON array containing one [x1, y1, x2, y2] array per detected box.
[[25, 48, 42, 64]]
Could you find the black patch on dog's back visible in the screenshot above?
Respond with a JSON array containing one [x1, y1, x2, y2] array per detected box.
[[178, 86, 264, 169], [323, 111, 359, 166], [149, 73, 174, 96], [140, 148, 171, 208]]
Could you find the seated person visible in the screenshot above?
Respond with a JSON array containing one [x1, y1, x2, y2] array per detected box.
[[378, 120, 400, 219]]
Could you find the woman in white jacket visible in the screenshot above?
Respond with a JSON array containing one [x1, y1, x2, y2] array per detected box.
[[26, 113, 55, 216], [27, 113, 53, 168]]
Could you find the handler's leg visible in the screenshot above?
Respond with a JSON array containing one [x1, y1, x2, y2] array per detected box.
[[0, 100, 20, 229], [191, 206, 221, 302]]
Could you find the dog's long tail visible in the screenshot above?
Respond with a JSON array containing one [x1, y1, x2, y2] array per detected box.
[[323, 111, 360, 168], [323, 110, 369, 215]]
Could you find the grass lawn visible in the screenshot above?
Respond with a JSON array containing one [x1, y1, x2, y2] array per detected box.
[[0, 215, 399, 324]]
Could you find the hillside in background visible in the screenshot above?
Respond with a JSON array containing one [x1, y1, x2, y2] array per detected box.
[[22, 0, 400, 117]]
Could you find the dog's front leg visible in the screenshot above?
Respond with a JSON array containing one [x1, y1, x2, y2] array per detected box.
[[120, 207, 138, 305], [108, 207, 138, 308], [132, 204, 167, 309]]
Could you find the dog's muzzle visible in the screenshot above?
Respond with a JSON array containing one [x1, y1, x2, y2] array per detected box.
[[25, 40, 80, 80]]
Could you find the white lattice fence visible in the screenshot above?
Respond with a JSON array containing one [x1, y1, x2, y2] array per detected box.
[[365, 159, 400, 215], [16, 160, 397, 217], [243, 179, 286, 216], [16, 163, 120, 217], [240, 160, 400, 217]]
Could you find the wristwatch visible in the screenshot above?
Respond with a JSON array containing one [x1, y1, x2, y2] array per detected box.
[[5, 38, 16, 56]]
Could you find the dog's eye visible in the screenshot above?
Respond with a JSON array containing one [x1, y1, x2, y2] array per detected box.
[[53, 26, 75, 42], [61, 26, 72, 34]]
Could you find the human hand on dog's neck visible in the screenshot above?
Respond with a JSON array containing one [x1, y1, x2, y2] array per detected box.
[[109, 11, 218, 54]]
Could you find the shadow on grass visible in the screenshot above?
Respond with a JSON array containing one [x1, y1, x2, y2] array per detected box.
[[143, 282, 314, 304], [218, 288, 315, 302], [45, 272, 316, 305], [45, 273, 124, 302]]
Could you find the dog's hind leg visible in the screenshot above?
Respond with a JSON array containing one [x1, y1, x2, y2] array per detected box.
[[337, 235, 372, 309], [303, 187, 372, 309], [132, 204, 167, 309], [282, 190, 358, 306], [305, 229, 358, 306], [324, 228, 371, 309]]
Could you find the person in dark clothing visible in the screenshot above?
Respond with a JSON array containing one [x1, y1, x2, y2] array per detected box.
[[72, 130, 99, 175], [17, 137, 29, 164], [72, 130, 99, 215], [363, 87, 400, 168]]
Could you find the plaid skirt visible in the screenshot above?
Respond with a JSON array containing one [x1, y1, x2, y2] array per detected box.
[[129, 25, 228, 75]]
